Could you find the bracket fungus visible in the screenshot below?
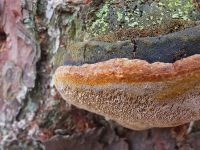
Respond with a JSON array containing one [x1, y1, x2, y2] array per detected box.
[[54, 25, 200, 130], [54, 55, 200, 130]]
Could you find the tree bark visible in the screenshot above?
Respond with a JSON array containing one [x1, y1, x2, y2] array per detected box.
[[0, 0, 200, 149]]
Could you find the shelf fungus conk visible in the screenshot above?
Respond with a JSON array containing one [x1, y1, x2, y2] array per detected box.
[[54, 54, 200, 130]]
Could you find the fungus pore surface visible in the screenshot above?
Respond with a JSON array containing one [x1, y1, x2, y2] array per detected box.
[[54, 54, 200, 130]]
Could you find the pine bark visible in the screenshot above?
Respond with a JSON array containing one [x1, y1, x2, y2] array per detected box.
[[0, 0, 200, 149]]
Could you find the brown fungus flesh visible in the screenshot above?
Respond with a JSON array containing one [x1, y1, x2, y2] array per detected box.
[[54, 54, 200, 130]]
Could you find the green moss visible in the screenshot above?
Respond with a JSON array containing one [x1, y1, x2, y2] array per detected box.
[[90, 2, 109, 36], [88, 0, 200, 37], [53, 48, 67, 67]]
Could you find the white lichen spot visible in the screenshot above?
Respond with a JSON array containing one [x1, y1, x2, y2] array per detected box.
[[48, 26, 60, 54], [46, 0, 65, 22], [46, 0, 54, 21], [16, 86, 28, 103], [50, 78, 56, 96], [16, 119, 26, 130]]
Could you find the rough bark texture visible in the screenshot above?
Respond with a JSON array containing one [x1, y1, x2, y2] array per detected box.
[[60, 25, 200, 66], [0, 0, 200, 149]]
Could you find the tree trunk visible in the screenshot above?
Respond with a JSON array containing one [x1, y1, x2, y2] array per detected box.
[[0, 0, 200, 149]]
